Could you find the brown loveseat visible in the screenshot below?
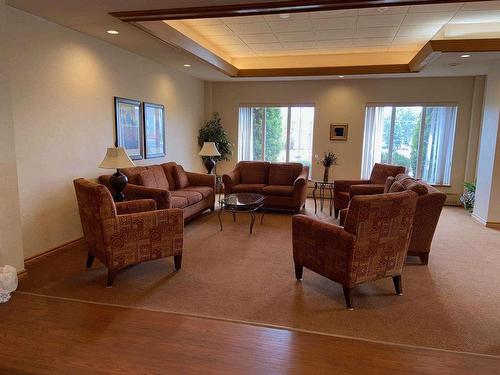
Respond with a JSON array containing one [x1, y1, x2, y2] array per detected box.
[[223, 161, 309, 212], [99, 162, 215, 222], [339, 174, 446, 265], [333, 163, 406, 218]]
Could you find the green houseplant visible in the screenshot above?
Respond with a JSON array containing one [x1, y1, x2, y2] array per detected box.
[[198, 113, 232, 172], [460, 182, 476, 212]]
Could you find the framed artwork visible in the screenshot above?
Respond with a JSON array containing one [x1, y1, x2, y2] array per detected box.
[[115, 97, 143, 160], [143, 102, 166, 159], [330, 123, 348, 141]]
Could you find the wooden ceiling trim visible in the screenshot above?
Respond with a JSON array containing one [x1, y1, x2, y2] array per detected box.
[[110, 0, 493, 22], [237, 64, 411, 77]]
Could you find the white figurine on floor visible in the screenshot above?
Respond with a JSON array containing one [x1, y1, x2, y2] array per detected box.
[[0, 265, 18, 303]]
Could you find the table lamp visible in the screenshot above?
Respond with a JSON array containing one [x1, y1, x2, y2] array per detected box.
[[99, 147, 135, 202], [198, 142, 221, 174]]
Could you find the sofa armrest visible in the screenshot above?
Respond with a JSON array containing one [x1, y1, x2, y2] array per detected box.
[[293, 166, 309, 204], [115, 199, 157, 215], [222, 170, 240, 195], [186, 172, 216, 188], [334, 179, 371, 192], [124, 184, 171, 209], [349, 184, 385, 199]]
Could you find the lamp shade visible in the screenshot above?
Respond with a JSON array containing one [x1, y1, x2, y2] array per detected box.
[[99, 147, 135, 169], [198, 142, 221, 157]]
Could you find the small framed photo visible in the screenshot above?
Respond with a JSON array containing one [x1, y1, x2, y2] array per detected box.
[[143, 102, 166, 159], [330, 123, 348, 141], [115, 97, 143, 160]]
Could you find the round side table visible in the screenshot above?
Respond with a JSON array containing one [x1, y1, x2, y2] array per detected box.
[[312, 181, 335, 216]]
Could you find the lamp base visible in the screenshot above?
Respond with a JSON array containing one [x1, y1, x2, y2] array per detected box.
[[110, 169, 128, 202], [204, 158, 216, 174]]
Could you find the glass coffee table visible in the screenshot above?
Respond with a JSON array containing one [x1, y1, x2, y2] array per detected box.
[[218, 193, 266, 234]]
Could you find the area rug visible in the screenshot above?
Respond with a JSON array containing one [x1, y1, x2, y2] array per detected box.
[[18, 203, 500, 356]]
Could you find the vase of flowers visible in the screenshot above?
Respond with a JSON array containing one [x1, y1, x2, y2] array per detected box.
[[315, 151, 338, 182], [460, 182, 475, 212]]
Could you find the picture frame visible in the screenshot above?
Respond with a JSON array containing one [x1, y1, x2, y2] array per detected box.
[[330, 123, 348, 141], [114, 97, 143, 160], [143, 102, 166, 159]]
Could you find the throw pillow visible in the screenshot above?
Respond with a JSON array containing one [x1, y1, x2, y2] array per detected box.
[[384, 176, 396, 193], [388, 181, 405, 193], [174, 165, 189, 189], [137, 170, 157, 188]]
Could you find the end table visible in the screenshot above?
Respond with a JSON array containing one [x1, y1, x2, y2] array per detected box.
[[312, 181, 335, 216]]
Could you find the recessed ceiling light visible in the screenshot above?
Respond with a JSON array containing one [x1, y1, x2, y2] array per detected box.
[[279, 13, 290, 19], [107, 30, 119, 35], [183, 64, 191, 67], [338, 75, 345, 78], [461, 54, 471, 58]]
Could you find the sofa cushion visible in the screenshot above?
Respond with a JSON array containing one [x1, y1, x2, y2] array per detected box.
[[137, 170, 157, 188], [268, 163, 302, 186], [238, 162, 269, 184], [171, 190, 203, 205], [179, 186, 213, 199], [388, 181, 405, 193], [161, 162, 178, 190], [232, 184, 266, 193], [384, 176, 396, 193], [140, 165, 169, 190], [121, 166, 147, 185], [173, 165, 189, 189], [336, 191, 349, 202], [263, 185, 294, 197], [407, 182, 428, 196], [370, 163, 406, 184], [171, 196, 188, 209]]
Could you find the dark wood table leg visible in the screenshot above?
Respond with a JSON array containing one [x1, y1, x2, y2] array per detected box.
[[218, 207, 224, 231], [260, 208, 266, 224], [329, 186, 334, 216], [313, 183, 318, 214], [250, 211, 256, 234], [232, 212, 236, 222], [320, 185, 324, 212]]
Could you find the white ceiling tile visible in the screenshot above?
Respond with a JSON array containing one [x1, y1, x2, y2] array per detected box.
[[220, 44, 252, 52], [450, 10, 500, 23], [315, 29, 354, 40], [358, 6, 409, 15], [231, 51, 256, 57], [350, 46, 389, 53], [355, 27, 398, 38], [206, 34, 244, 45], [221, 15, 266, 24], [402, 12, 455, 25], [460, 1, 500, 11], [409, 3, 463, 13], [352, 37, 393, 47], [357, 14, 406, 27], [263, 13, 310, 21], [184, 18, 223, 26], [239, 33, 278, 44], [397, 25, 442, 37], [248, 43, 283, 51], [311, 17, 356, 30], [276, 31, 316, 42], [268, 20, 312, 32], [281, 41, 318, 50], [309, 9, 358, 18], [392, 36, 429, 45], [387, 44, 422, 51], [226, 22, 272, 34], [316, 39, 353, 48], [194, 24, 234, 36]]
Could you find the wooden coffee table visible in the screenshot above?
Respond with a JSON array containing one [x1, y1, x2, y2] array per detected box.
[[218, 193, 266, 234]]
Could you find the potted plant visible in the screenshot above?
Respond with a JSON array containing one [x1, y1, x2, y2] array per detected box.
[[315, 151, 338, 182], [198, 113, 232, 173], [460, 182, 475, 213]]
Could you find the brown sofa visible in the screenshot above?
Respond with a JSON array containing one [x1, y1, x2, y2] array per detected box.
[[333, 163, 406, 218], [293, 190, 418, 309], [74, 178, 184, 287], [339, 174, 446, 265], [223, 161, 309, 212], [99, 162, 215, 222]]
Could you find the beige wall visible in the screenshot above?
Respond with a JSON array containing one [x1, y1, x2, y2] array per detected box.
[[210, 77, 480, 199], [0, 0, 24, 271], [7, 8, 205, 258]]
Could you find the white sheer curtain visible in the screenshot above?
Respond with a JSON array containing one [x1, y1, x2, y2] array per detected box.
[[420, 106, 457, 185], [238, 107, 252, 161], [361, 106, 385, 179]]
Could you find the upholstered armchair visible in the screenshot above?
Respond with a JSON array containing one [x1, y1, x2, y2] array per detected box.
[[333, 163, 406, 218], [293, 191, 417, 309], [73, 178, 184, 287]]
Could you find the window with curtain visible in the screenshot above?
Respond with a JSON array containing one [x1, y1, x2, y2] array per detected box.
[[238, 106, 315, 173], [361, 105, 457, 185]]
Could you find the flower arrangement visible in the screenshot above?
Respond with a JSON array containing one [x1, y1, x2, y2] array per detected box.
[[0, 265, 18, 303], [315, 151, 338, 182], [460, 182, 475, 212]]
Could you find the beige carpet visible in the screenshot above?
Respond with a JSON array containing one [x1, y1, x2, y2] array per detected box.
[[19, 202, 500, 356]]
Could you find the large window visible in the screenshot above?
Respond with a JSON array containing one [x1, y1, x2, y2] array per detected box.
[[362, 105, 457, 185], [238, 106, 314, 172]]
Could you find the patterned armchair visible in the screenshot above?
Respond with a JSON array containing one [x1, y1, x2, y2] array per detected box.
[[333, 163, 406, 217], [293, 191, 417, 309], [73, 178, 184, 287]]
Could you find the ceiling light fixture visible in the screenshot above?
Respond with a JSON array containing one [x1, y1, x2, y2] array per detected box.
[[279, 13, 290, 19], [338, 75, 345, 78], [378, 7, 389, 12], [107, 30, 119, 35], [460, 54, 471, 58], [183, 64, 191, 67]]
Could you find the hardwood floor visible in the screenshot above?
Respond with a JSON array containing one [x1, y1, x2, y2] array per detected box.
[[0, 293, 498, 375]]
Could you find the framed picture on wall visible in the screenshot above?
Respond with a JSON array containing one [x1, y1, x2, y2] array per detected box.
[[330, 123, 348, 141], [143, 102, 166, 159], [114, 97, 143, 160]]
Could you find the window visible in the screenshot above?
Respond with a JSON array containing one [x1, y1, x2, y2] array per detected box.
[[362, 105, 457, 185], [238, 106, 314, 172]]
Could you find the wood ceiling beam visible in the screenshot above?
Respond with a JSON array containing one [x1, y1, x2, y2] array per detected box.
[[110, 0, 494, 22], [237, 64, 411, 77]]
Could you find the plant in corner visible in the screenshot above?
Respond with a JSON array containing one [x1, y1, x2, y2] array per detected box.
[[460, 182, 476, 212], [315, 151, 338, 182], [198, 113, 232, 172]]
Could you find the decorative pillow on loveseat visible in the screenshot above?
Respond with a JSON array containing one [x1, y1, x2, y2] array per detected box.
[[173, 165, 189, 189]]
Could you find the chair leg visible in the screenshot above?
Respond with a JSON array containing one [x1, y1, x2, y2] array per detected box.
[[86, 253, 95, 269], [393, 275, 403, 295], [334, 208, 340, 218], [174, 254, 182, 270], [419, 253, 429, 265], [106, 269, 117, 288], [294, 264, 303, 280], [342, 286, 353, 310]]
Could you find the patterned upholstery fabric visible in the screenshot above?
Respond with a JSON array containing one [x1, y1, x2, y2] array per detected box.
[[293, 191, 417, 288], [384, 176, 396, 193], [173, 165, 189, 189], [388, 181, 405, 193], [171, 190, 203, 205], [115, 199, 156, 215], [121, 166, 148, 185], [73, 178, 183, 272], [232, 184, 266, 193], [147, 165, 170, 190], [268, 163, 303, 186], [262, 185, 294, 196], [177, 186, 213, 199], [370, 163, 407, 184], [238, 161, 270, 184], [161, 162, 178, 190]]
